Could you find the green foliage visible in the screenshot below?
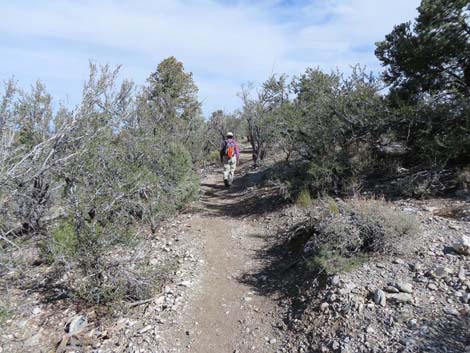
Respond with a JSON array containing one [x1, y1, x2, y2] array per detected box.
[[376, 0, 470, 99], [205, 110, 245, 156], [139, 56, 205, 163], [40, 219, 77, 262], [375, 0, 470, 167], [0, 303, 12, 326], [239, 74, 289, 166], [307, 246, 368, 276], [1, 58, 204, 305]]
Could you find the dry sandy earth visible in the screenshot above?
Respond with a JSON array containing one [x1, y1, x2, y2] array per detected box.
[[159, 150, 285, 353]]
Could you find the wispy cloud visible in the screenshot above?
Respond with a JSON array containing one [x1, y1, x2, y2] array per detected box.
[[0, 0, 420, 114]]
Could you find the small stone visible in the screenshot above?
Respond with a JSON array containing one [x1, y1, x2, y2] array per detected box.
[[366, 325, 375, 334], [374, 289, 386, 307], [179, 281, 191, 287], [331, 275, 341, 287], [458, 267, 466, 281], [32, 307, 42, 315], [413, 263, 424, 272], [387, 293, 413, 304], [393, 258, 406, 265], [462, 293, 470, 304], [320, 302, 329, 312], [67, 315, 87, 334], [401, 337, 417, 347], [396, 282, 413, 294], [384, 286, 400, 294], [433, 267, 451, 279], [408, 319, 418, 329], [428, 283, 438, 291], [139, 325, 152, 334], [443, 306, 460, 316], [453, 235, 470, 256], [332, 341, 340, 350], [269, 338, 277, 344]]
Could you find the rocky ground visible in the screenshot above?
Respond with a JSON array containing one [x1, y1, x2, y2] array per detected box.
[[261, 198, 470, 353], [0, 148, 469, 353]]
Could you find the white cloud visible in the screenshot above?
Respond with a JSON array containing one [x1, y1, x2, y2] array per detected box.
[[0, 0, 421, 114]]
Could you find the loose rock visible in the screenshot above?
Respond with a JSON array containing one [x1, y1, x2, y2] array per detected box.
[[453, 235, 470, 256], [374, 289, 387, 307]]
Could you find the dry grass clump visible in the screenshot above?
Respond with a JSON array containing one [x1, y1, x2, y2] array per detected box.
[[302, 197, 420, 274], [74, 262, 167, 305]]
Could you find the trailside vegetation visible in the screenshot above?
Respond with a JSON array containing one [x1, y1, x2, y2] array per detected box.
[[0, 57, 205, 304], [233, 0, 469, 198]]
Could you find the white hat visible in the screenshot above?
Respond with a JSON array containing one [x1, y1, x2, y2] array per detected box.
[[226, 132, 234, 137]]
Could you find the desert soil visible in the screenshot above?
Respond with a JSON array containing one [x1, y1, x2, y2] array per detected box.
[[158, 148, 285, 353]]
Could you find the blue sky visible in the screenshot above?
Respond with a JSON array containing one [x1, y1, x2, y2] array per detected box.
[[0, 0, 421, 116]]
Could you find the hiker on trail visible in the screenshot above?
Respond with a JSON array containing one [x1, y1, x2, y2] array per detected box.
[[220, 132, 240, 187]]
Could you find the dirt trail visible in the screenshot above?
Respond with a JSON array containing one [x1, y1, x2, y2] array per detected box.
[[162, 150, 283, 352]]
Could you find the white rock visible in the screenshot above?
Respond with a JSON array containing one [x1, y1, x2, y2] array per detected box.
[[179, 281, 191, 288], [68, 315, 87, 334], [453, 235, 470, 256], [387, 293, 413, 304], [384, 286, 400, 294], [320, 302, 329, 312], [330, 275, 341, 287], [139, 325, 152, 334], [458, 267, 466, 281], [396, 282, 413, 294]]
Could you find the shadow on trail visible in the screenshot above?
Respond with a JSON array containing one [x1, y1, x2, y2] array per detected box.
[[237, 228, 328, 329], [201, 157, 326, 324], [200, 163, 289, 218]]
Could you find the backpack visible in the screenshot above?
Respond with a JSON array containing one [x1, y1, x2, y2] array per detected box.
[[224, 140, 236, 159]]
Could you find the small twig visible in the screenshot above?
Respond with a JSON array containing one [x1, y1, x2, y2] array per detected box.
[[128, 297, 155, 308], [0, 232, 20, 249]]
